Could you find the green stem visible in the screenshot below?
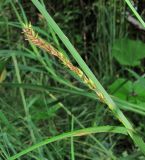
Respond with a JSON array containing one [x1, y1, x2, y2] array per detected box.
[[30, 0, 145, 155], [125, 0, 145, 28]]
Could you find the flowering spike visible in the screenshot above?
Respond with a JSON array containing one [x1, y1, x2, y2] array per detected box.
[[23, 23, 106, 103]]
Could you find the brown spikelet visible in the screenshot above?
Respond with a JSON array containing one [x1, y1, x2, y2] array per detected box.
[[23, 23, 106, 103], [23, 24, 59, 57]]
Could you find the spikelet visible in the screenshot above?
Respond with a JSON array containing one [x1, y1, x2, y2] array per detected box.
[[23, 23, 105, 103]]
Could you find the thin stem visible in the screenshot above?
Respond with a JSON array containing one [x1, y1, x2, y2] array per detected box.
[[71, 117, 75, 160], [125, 0, 145, 28]]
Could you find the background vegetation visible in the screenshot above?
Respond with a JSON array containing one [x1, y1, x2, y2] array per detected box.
[[0, 0, 145, 159]]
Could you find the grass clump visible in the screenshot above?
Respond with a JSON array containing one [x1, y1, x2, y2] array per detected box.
[[0, 0, 145, 160]]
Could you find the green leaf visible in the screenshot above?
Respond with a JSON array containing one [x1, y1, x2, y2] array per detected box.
[[133, 77, 145, 100], [112, 39, 145, 66], [125, 0, 145, 28], [109, 77, 145, 109], [9, 126, 127, 160], [108, 78, 133, 100]]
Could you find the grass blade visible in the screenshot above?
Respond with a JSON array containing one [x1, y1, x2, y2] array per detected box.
[[9, 126, 127, 160], [125, 0, 145, 28], [30, 0, 145, 155]]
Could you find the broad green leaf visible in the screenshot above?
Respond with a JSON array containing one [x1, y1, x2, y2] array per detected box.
[[108, 78, 133, 100], [109, 77, 145, 109], [133, 77, 145, 101], [112, 39, 145, 66]]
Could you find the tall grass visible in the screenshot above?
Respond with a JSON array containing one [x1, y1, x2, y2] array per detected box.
[[0, 0, 145, 160], [19, 0, 145, 156], [9, 126, 128, 160]]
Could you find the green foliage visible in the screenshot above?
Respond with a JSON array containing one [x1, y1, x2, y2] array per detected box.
[[0, 0, 145, 159], [112, 39, 145, 66], [109, 78, 132, 100], [109, 77, 145, 107]]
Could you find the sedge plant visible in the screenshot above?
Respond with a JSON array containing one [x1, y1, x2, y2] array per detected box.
[[8, 0, 145, 159], [19, 22, 145, 156]]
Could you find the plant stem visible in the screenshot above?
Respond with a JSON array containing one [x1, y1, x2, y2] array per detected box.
[[125, 0, 145, 28]]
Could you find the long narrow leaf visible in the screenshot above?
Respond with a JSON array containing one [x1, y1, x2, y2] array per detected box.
[[9, 126, 127, 160], [30, 0, 145, 155]]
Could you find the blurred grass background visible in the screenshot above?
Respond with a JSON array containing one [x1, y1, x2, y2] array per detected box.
[[0, 0, 145, 159]]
